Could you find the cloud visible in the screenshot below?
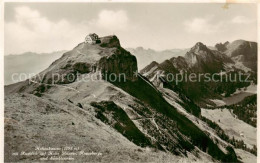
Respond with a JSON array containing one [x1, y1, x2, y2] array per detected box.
[[5, 7, 130, 55], [183, 17, 222, 34], [5, 6, 89, 55], [231, 16, 254, 24], [94, 10, 129, 31]]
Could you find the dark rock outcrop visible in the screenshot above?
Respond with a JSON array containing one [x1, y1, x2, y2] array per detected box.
[[100, 35, 121, 48], [97, 49, 138, 81], [215, 41, 229, 52]]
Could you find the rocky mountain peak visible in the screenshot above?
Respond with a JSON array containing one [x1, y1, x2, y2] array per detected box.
[[215, 42, 227, 52], [195, 42, 204, 46], [190, 42, 209, 53], [224, 41, 230, 46], [33, 34, 138, 84], [184, 42, 210, 64], [136, 46, 144, 51], [140, 61, 159, 75], [224, 40, 257, 71], [214, 41, 230, 52], [150, 61, 159, 66]]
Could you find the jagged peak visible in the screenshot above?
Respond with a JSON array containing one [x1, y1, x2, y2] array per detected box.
[[190, 42, 208, 52], [195, 42, 205, 46], [224, 41, 230, 46], [140, 61, 159, 74], [215, 41, 229, 52], [184, 42, 210, 62], [136, 46, 144, 51], [150, 61, 159, 65], [142, 61, 159, 69]]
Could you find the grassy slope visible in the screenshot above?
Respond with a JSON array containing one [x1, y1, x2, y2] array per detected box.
[[113, 76, 238, 162], [225, 94, 257, 127], [90, 101, 155, 148], [5, 93, 195, 162]]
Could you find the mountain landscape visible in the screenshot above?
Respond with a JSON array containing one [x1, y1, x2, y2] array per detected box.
[[4, 35, 257, 162], [141, 40, 257, 107]]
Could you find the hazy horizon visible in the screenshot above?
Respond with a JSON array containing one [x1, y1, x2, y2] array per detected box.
[[5, 38, 256, 56]]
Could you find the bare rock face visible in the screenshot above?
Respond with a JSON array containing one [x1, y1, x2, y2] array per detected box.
[[225, 40, 257, 58], [100, 35, 121, 48], [189, 42, 209, 54], [215, 41, 229, 52], [96, 49, 138, 81]]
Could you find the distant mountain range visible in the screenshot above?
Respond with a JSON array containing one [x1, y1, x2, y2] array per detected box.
[[127, 47, 189, 70], [4, 51, 66, 85]]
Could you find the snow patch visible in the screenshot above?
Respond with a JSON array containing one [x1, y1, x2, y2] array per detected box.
[[244, 84, 257, 94], [191, 53, 197, 65]]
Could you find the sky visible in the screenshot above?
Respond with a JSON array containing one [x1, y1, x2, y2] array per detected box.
[[4, 3, 257, 55]]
